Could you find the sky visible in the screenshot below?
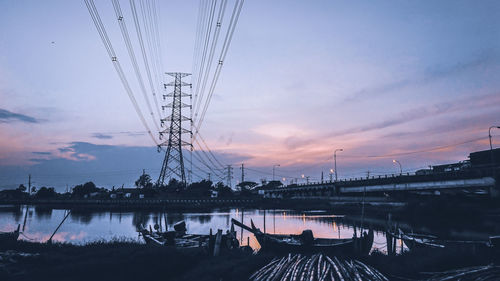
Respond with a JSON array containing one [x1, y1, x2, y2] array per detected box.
[[1, 0, 499, 190]]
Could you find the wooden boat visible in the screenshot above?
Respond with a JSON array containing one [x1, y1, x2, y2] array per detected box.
[[138, 220, 239, 252], [396, 229, 492, 255], [231, 219, 373, 256], [0, 224, 20, 244]]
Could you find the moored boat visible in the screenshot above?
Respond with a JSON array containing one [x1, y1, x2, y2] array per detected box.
[[0, 224, 20, 245], [396, 228, 492, 255], [231, 218, 373, 256], [138, 220, 239, 252]]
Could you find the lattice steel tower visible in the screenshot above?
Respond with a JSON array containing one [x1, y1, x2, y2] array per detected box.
[[157, 72, 192, 187]]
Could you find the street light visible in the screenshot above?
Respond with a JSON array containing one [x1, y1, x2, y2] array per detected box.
[[489, 126, 500, 150], [393, 159, 402, 175], [273, 164, 280, 181], [334, 149, 343, 181], [489, 126, 500, 165], [301, 174, 310, 184]]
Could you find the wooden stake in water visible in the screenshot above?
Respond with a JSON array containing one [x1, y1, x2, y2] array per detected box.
[[48, 210, 71, 244]]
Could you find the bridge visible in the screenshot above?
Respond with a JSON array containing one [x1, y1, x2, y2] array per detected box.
[[263, 168, 499, 199]]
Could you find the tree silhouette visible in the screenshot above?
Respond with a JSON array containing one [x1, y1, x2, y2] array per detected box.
[[237, 181, 258, 191], [35, 187, 57, 198], [17, 184, 26, 192], [135, 173, 153, 189], [72, 181, 98, 198]]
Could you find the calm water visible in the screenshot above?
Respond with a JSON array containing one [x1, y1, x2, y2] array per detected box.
[[1, 205, 494, 254]]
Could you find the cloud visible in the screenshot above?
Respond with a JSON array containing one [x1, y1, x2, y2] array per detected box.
[[344, 50, 499, 103], [332, 92, 500, 137], [91, 133, 113, 139], [0, 108, 38, 123], [91, 132, 145, 139], [32, 151, 51, 155], [122, 131, 145, 137], [58, 147, 73, 153], [381, 109, 500, 140], [0, 141, 248, 191]]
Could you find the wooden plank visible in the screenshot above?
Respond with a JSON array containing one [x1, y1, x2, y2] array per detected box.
[[213, 229, 222, 257]]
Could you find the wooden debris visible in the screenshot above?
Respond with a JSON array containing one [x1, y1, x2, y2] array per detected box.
[[249, 253, 388, 281], [424, 265, 500, 281]]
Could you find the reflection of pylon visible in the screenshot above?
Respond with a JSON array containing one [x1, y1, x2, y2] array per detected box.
[[157, 72, 192, 187]]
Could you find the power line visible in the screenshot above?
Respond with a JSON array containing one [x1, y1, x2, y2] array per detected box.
[[191, 0, 207, 101], [192, 0, 217, 111], [139, 0, 165, 118], [193, 0, 227, 118], [84, 0, 159, 146], [194, 0, 245, 139], [129, 0, 164, 122], [111, 0, 160, 132]]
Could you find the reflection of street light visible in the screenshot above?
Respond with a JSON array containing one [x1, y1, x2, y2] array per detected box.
[[272, 164, 280, 181], [334, 149, 343, 181], [393, 159, 402, 175], [329, 169, 334, 182]]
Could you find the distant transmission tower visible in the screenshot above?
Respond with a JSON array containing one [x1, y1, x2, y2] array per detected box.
[[226, 165, 233, 188], [157, 72, 192, 187]]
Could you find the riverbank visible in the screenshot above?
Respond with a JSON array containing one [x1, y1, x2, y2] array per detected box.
[[0, 240, 273, 281], [2, 196, 499, 219], [0, 197, 404, 215], [1, 240, 498, 281]]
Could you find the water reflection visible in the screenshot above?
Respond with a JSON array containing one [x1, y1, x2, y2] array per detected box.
[[34, 206, 52, 220], [70, 211, 94, 225], [0, 205, 494, 255]]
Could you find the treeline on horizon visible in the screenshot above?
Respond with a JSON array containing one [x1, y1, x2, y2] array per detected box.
[[0, 172, 284, 200]]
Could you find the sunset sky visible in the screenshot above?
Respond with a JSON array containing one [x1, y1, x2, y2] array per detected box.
[[1, 0, 499, 190]]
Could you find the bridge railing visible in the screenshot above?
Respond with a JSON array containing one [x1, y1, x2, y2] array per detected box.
[[277, 167, 498, 191]]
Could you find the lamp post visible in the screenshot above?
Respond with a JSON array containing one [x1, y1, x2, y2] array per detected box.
[[489, 126, 500, 150], [489, 126, 500, 165], [272, 164, 280, 181], [301, 174, 310, 184], [334, 149, 343, 181], [393, 159, 402, 175]]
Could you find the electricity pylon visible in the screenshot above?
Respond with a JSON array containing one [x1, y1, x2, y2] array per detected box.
[[157, 72, 192, 187], [226, 165, 233, 188]]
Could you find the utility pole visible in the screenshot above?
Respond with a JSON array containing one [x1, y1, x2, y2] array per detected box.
[[321, 171, 324, 183], [208, 173, 211, 182], [240, 163, 245, 183], [393, 159, 402, 175], [157, 72, 192, 188], [272, 164, 280, 181], [334, 149, 343, 182], [28, 174, 31, 195], [226, 165, 233, 188], [489, 126, 500, 165]]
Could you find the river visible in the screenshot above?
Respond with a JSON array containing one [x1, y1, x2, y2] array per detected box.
[[1, 204, 496, 253]]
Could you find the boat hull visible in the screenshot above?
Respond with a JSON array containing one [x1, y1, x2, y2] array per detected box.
[[254, 229, 373, 256]]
